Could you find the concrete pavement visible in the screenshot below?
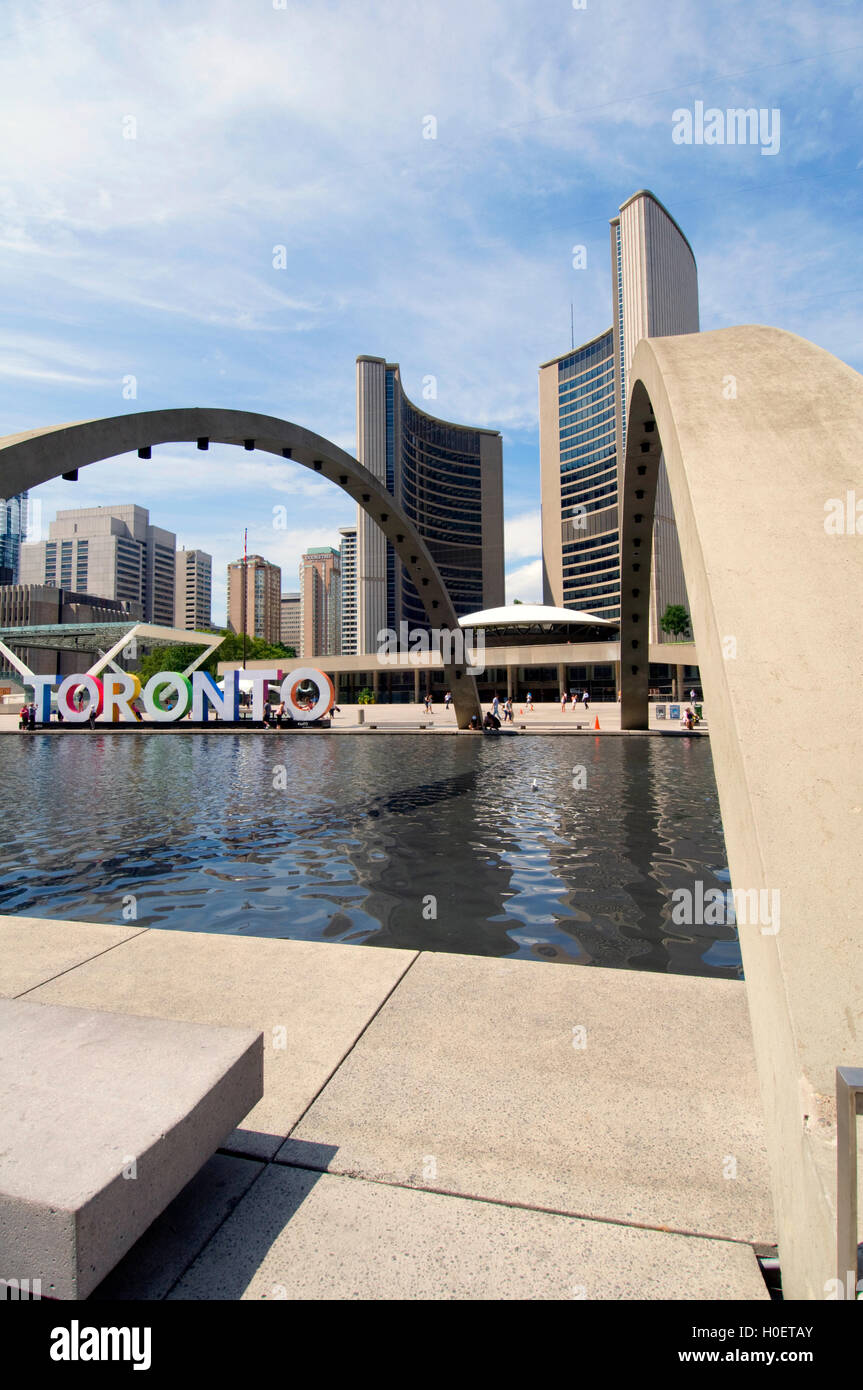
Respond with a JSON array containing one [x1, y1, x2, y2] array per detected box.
[[1, 914, 771, 1300]]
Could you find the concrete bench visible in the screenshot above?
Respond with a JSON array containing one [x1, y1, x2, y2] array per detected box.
[[0, 998, 263, 1299]]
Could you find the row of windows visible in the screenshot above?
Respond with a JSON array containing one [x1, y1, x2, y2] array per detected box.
[[563, 530, 619, 556], [563, 553, 619, 580], [561, 465, 617, 500], [562, 539, 618, 565], [558, 405, 611, 442], [558, 360, 614, 406], [564, 579, 620, 601], [401, 407, 482, 462], [401, 444, 482, 488], [558, 383, 611, 425], [562, 476, 618, 509], [557, 331, 614, 383], [561, 440, 617, 470], [401, 472, 481, 515]]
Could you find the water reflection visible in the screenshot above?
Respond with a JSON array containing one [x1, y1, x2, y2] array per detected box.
[[0, 734, 741, 977]]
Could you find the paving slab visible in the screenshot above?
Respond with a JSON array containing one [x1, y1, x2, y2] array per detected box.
[[0, 913, 145, 997], [279, 952, 775, 1244], [28, 926, 417, 1159], [90, 1153, 265, 1301], [0, 997, 263, 1300], [169, 1164, 768, 1301]]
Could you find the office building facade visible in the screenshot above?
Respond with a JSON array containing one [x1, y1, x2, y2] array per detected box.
[[355, 357, 505, 654], [0, 584, 143, 678], [18, 504, 175, 624], [300, 547, 340, 659], [227, 554, 281, 643], [280, 592, 301, 655], [540, 190, 698, 640], [0, 494, 29, 583], [338, 526, 357, 655], [174, 548, 212, 631]]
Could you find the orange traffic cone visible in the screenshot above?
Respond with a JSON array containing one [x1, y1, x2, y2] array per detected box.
[[594, 716, 600, 730], [519, 707, 524, 715]]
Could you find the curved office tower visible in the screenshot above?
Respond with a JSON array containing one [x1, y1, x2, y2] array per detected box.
[[355, 357, 504, 654], [540, 190, 698, 640]]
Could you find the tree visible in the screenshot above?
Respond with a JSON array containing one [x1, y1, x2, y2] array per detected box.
[[136, 631, 295, 684], [659, 604, 692, 640]]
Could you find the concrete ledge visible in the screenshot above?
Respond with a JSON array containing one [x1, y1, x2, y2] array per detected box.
[[0, 998, 263, 1299]]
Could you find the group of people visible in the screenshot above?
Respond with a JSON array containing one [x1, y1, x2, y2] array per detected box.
[[561, 690, 591, 713], [18, 702, 38, 730]]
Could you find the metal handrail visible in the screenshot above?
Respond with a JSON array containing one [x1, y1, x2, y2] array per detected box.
[[837, 1066, 863, 1299]]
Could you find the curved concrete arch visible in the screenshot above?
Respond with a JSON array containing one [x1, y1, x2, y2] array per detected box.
[[620, 325, 863, 1299], [0, 408, 482, 726]]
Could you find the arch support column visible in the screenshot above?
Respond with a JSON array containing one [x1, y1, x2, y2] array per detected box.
[[620, 325, 863, 1298]]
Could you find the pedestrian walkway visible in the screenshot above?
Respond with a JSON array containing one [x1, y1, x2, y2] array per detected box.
[[0, 915, 770, 1300]]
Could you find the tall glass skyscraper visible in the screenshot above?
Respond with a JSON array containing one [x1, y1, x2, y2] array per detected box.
[[540, 190, 699, 641], [0, 493, 29, 583], [355, 357, 504, 653]]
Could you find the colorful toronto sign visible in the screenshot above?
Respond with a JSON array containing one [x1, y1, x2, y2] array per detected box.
[[25, 667, 335, 724]]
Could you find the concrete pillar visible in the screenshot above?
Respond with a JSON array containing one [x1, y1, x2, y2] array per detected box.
[[614, 660, 621, 701], [557, 663, 566, 698], [675, 664, 685, 701], [507, 666, 513, 699], [372, 668, 380, 701], [414, 667, 420, 703]]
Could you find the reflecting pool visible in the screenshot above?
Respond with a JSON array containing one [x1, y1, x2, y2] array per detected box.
[[0, 733, 741, 976]]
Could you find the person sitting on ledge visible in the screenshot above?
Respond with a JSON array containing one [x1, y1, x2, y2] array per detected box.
[[469, 713, 482, 730], [483, 710, 501, 731]]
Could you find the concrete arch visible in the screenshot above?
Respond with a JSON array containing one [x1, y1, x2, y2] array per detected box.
[[619, 325, 863, 1299], [0, 408, 482, 726]]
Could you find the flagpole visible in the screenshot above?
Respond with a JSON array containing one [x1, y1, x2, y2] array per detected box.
[[242, 528, 247, 672]]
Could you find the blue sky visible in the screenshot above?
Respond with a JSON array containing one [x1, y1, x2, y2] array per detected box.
[[1, 0, 861, 624]]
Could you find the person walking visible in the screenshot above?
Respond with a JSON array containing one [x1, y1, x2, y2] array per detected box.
[[560, 691, 567, 714], [492, 694, 500, 719], [28, 703, 37, 730], [526, 690, 533, 712], [582, 689, 590, 712], [570, 692, 578, 713], [444, 690, 453, 712], [503, 697, 513, 723]]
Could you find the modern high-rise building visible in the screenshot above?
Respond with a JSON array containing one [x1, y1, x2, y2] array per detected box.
[[300, 547, 340, 659], [338, 525, 357, 655], [227, 554, 281, 643], [174, 548, 212, 631], [280, 592, 301, 655], [355, 357, 504, 653], [539, 190, 698, 640], [18, 504, 176, 624], [0, 493, 29, 583]]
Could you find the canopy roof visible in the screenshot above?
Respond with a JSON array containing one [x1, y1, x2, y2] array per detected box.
[[458, 604, 617, 630]]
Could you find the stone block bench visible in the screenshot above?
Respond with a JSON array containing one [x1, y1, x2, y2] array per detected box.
[[0, 998, 263, 1299]]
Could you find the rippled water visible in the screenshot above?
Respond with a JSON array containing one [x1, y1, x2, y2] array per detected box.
[[0, 733, 741, 976]]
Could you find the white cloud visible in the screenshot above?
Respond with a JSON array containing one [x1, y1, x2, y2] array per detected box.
[[504, 510, 541, 562], [505, 559, 543, 605]]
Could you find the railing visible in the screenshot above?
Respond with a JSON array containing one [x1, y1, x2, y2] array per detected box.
[[837, 1066, 863, 1299]]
